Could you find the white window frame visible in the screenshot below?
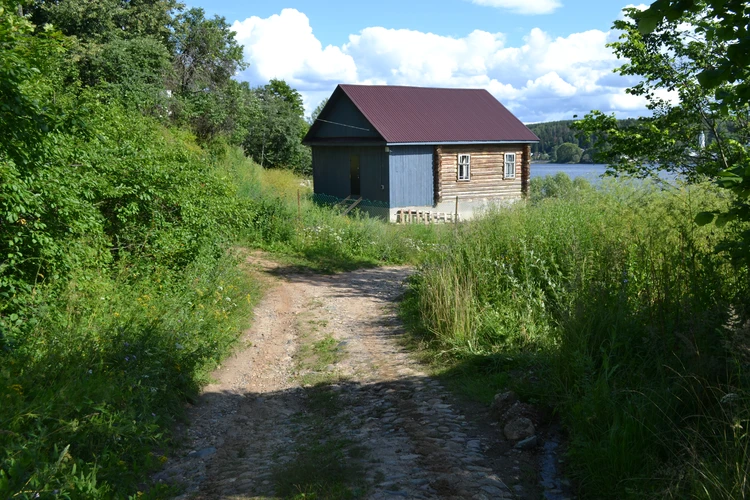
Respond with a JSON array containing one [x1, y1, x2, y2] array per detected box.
[[458, 154, 471, 181], [504, 153, 516, 179]]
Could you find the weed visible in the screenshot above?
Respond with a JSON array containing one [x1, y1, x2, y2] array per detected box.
[[403, 177, 750, 498], [272, 386, 367, 499]]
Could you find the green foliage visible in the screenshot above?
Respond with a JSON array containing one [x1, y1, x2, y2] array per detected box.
[[265, 78, 305, 118], [28, 0, 179, 44], [572, 6, 750, 182], [80, 37, 172, 110], [554, 142, 583, 164], [635, 0, 750, 107], [0, 252, 255, 498], [170, 7, 245, 95], [0, 3, 268, 494], [243, 81, 312, 174], [527, 120, 638, 163], [405, 181, 750, 497], [575, 4, 750, 262], [529, 172, 592, 202], [527, 120, 588, 158]]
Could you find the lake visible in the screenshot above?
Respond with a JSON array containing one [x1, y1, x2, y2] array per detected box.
[[530, 163, 608, 183]]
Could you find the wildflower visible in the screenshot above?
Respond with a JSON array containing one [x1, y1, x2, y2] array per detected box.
[[88, 369, 93, 375], [125, 356, 130, 362]]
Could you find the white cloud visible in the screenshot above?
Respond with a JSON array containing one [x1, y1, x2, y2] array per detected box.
[[232, 9, 357, 88], [470, 0, 562, 15], [233, 10, 650, 122]]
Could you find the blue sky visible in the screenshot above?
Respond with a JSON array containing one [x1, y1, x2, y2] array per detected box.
[[189, 0, 651, 123]]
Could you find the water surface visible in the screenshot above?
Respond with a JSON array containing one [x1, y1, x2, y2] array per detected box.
[[530, 163, 608, 183]]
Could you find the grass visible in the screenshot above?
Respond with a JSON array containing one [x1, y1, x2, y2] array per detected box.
[[0, 252, 259, 498], [9, 135, 746, 500], [402, 175, 750, 498], [272, 387, 367, 499], [224, 155, 448, 273]]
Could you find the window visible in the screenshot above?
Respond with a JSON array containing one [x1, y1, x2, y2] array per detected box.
[[504, 153, 516, 179], [458, 154, 471, 181]]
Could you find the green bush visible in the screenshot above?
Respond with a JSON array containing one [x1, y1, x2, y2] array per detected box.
[[529, 172, 593, 202], [0, 252, 256, 497]]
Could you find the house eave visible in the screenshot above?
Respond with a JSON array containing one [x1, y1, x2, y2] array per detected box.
[[303, 139, 387, 147], [385, 140, 539, 146]]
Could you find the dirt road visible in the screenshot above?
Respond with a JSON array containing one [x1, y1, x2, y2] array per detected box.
[[155, 257, 566, 499]]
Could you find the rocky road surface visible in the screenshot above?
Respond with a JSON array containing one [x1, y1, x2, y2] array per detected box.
[[154, 256, 570, 499]]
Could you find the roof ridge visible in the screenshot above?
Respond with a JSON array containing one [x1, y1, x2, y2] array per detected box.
[[339, 83, 488, 92]]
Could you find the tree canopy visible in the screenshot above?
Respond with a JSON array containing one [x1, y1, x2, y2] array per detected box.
[[554, 142, 583, 164]]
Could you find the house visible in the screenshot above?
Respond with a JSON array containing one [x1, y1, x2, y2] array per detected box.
[[302, 84, 539, 220]]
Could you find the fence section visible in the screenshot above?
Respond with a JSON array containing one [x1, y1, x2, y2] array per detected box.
[[395, 209, 459, 224]]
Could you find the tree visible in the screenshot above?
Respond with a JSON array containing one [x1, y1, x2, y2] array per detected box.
[[635, 0, 750, 107], [242, 81, 311, 174], [81, 37, 172, 109], [27, 0, 179, 45], [633, 0, 750, 259], [307, 97, 328, 125], [574, 2, 750, 261], [555, 142, 583, 163], [169, 8, 248, 141], [264, 79, 304, 118], [170, 8, 245, 95], [574, 6, 749, 179]]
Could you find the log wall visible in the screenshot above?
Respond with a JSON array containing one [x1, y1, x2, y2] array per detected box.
[[436, 144, 525, 202]]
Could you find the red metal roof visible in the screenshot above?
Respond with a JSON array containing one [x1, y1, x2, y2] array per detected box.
[[338, 84, 539, 144]]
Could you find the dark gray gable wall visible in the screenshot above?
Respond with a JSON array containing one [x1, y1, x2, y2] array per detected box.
[[308, 90, 381, 140], [388, 146, 434, 208], [312, 146, 389, 203]]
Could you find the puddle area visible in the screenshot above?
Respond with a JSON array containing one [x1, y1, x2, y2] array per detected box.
[[540, 436, 573, 499]]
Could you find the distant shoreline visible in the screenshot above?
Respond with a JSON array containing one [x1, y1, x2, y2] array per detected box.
[[531, 161, 597, 165]]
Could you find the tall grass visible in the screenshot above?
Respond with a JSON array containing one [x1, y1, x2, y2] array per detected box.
[[406, 176, 750, 497], [225, 156, 447, 271]]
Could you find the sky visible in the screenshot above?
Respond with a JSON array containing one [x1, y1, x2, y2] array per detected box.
[[188, 0, 651, 123]]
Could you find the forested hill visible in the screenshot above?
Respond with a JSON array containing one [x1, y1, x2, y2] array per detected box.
[[526, 118, 637, 162]]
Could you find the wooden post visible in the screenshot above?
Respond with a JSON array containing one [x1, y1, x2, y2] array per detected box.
[[454, 196, 459, 226], [297, 189, 301, 220], [521, 144, 531, 198]]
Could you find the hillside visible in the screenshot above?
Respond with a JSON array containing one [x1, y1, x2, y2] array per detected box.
[[526, 118, 638, 162]]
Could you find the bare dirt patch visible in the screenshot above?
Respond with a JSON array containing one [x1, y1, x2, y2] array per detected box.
[[155, 255, 569, 499]]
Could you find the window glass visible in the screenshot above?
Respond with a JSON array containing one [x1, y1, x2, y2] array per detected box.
[[458, 154, 471, 181], [504, 153, 516, 178]]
